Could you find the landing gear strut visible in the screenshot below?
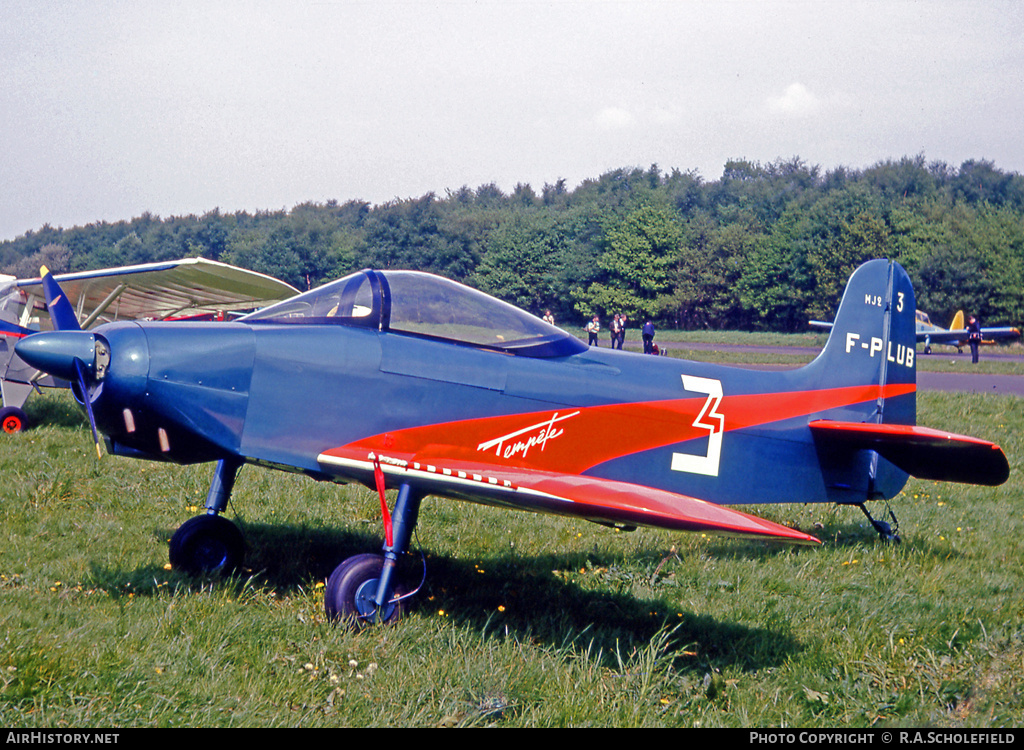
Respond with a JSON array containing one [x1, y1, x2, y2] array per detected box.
[[325, 482, 425, 626], [858, 501, 901, 543], [169, 458, 245, 574]]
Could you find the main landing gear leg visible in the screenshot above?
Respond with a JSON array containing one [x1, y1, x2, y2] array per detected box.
[[169, 458, 246, 575], [857, 501, 901, 543], [325, 483, 425, 626]]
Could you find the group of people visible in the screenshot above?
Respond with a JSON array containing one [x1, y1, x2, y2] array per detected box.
[[584, 314, 625, 348], [579, 313, 659, 354]]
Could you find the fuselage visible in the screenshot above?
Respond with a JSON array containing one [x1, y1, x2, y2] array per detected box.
[[86, 316, 907, 508]]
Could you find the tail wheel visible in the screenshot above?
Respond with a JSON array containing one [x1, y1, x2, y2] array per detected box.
[[325, 553, 410, 626], [169, 514, 245, 575], [1, 406, 28, 434]]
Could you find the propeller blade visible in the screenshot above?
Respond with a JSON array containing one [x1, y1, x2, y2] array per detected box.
[[73, 357, 102, 459], [40, 266, 83, 332]]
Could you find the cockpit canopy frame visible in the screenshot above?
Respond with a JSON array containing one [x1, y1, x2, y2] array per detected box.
[[241, 269, 586, 358]]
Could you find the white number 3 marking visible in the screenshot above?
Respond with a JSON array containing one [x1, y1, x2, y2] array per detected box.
[[671, 375, 724, 477]]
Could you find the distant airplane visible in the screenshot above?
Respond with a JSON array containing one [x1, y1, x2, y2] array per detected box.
[[811, 310, 1020, 355], [1, 258, 298, 433], [914, 310, 1020, 355]]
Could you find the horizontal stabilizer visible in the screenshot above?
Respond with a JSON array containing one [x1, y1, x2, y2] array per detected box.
[[809, 420, 1009, 486]]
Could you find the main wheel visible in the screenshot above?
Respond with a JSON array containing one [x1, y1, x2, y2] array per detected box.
[[1, 406, 28, 434], [325, 553, 410, 626], [169, 514, 245, 575]]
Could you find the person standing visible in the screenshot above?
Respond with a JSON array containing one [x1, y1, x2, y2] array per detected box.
[[642, 319, 655, 354], [543, 310, 555, 326], [617, 314, 628, 350], [610, 314, 621, 348], [586, 315, 600, 346], [967, 314, 982, 364]]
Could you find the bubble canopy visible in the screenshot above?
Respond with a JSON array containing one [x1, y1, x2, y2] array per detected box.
[[241, 269, 587, 358]]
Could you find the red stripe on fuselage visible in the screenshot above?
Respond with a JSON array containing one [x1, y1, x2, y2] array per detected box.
[[323, 383, 916, 474]]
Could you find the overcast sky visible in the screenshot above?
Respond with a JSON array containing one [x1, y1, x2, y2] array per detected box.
[[2, 0, 1023, 241]]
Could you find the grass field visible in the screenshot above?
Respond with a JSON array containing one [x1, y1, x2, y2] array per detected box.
[[2, 345, 1023, 727]]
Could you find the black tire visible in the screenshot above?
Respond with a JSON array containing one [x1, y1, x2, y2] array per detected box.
[[169, 514, 244, 575], [1, 406, 28, 434], [324, 553, 409, 626]]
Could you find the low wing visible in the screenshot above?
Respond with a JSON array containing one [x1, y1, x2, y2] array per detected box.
[[17, 258, 299, 328], [917, 327, 1020, 345], [317, 446, 821, 545], [817, 318, 1020, 346], [809, 420, 1009, 486], [917, 329, 968, 345], [979, 326, 1021, 344]]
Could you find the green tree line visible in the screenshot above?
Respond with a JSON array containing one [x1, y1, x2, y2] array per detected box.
[[4, 155, 1023, 332]]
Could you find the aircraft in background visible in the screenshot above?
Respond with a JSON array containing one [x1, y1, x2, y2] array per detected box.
[[17, 260, 1009, 625], [1, 258, 298, 433], [914, 310, 1020, 354], [812, 310, 1020, 355]]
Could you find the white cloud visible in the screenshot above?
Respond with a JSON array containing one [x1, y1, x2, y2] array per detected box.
[[766, 83, 821, 118]]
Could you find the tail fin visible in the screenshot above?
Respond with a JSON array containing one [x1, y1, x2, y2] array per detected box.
[[950, 310, 964, 331], [40, 266, 82, 332], [804, 259, 917, 426], [804, 260, 1008, 494]]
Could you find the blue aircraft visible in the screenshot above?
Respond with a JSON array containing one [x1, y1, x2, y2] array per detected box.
[[15, 260, 1009, 625]]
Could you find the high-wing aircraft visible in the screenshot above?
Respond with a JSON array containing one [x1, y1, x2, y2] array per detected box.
[[0, 258, 298, 433], [811, 309, 1020, 355], [16, 260, 1009, 625]]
